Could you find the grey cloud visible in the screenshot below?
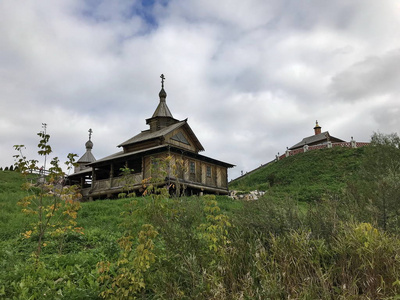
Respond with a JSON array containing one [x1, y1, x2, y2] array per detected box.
[[330, 50, 400, 101], [372, 104, 400, 129], [1, 1, 400, 179]]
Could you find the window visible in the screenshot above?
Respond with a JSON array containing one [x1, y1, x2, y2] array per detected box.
[[190, 161, 195, 174], [206, 166, 212, 177], [171, 132, 190, 145]]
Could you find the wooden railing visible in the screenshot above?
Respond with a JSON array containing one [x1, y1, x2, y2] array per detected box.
[[90, 173, 143, 192], [278, 141, 370, 160], [92, 179, 110, 190], [111, 174, 143, 188]]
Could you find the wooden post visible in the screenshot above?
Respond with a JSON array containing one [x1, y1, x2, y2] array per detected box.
[[91, 168, 96, 188], [110, 163, 114, 187]]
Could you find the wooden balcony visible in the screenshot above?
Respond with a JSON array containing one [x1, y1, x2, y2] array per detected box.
[[84, 173, 143, 199]]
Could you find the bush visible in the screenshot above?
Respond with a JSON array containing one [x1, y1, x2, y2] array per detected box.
[[332, 222, 400, 298]]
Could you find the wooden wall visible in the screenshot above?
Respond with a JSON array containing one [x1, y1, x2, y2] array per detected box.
[[164, 128, 198, 152], [143, 152, 228, 189]]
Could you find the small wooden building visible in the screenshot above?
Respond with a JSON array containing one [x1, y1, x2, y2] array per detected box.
[[68, 75, 234, 200], [288, 121, 345, 150]]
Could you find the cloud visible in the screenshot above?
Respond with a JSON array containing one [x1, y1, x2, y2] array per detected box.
[[1, 0, 400, 179], [330, 50, 400, 102]]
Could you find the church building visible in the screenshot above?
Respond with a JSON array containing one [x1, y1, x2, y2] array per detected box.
[[68, 75, 234, 200], [288, 121, 345, 150]]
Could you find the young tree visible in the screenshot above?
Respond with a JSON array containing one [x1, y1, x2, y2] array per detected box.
[[13, 124, 82, 259], [117, 165, 137, 198], [349, 132, 400, 231]]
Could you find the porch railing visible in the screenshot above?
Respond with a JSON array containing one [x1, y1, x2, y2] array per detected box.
[[91, 173, 143, 192]]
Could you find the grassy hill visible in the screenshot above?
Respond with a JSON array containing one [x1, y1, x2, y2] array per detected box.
[[230, 146, 366, 201], [2, 143, 400, 299]]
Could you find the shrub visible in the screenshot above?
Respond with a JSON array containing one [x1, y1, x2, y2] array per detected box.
[[332, 222, 400, 298]]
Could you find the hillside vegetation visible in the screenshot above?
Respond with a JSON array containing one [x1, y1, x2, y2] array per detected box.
[[230, 146, 365, 201], [1, 138, 400, 299]]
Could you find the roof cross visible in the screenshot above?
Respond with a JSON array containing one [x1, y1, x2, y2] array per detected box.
[[160, 74, 165, 88], [41, 123, 47, 134], [88, 128, 93, 141]]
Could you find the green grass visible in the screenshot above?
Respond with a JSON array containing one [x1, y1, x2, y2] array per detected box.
[[0, 172, 34, 240], [2, 143, 400, 300], [230, 146, 366, 201]]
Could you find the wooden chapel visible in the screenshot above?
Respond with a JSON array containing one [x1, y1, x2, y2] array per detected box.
[[68, 75, 234, 200]]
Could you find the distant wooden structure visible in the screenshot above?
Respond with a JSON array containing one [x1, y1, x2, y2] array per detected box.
[[74, 128, 96, 173], [278, 121, 369, 160], [288, 121, 345, 150], [231, 121, 369, 183], [68, 75, 234, 200]]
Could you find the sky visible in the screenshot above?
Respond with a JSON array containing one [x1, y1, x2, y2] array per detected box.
[[1, 0, 400, 180]]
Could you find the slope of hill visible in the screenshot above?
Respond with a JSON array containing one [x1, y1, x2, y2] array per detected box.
[[230, 146, 366, 201], [2, 143, 400, 299]]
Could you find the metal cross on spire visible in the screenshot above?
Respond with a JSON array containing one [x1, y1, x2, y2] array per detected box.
[[88, 128, 93, 141], [41, 123, 47, 134], [160, 74, 165, 88]]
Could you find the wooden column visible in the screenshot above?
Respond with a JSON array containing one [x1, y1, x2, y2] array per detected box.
[[110, 163, 114, 187], [91, 168, 96, 188]]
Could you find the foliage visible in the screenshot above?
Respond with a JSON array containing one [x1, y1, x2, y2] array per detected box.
[[331, 222, 400, 298], [197, 195, 231, 254], [2, 132, 400, 299], [370, 131, 400, 147], [12, 125, 82, 259], [230, 146, 365, 201], [346, 132, 400, 232], [140, 155, 171, 196], [117, 165, 137, 198], [2, 168, 400, 299], [98, 224, 158, 299]]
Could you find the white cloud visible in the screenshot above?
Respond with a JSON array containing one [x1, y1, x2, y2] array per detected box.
[[1, 0, 400, 179]]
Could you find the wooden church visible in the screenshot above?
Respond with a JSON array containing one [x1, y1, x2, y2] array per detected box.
[[68, 75, 234, 200]]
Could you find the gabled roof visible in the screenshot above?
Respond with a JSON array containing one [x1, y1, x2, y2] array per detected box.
[[289, 131, 345, 150], [89, 145, 165, 166], [87, 144, 233, 168], [117, 119, 204, 151]]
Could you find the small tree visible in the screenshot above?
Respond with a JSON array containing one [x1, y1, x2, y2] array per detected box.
[[13, 124, 82, 259], [117, 165, 136, 198], [348, 132, 400, 232]]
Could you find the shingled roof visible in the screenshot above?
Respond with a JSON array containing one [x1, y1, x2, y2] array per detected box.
[[118, 119, 204, 151], [151, 87, 173, 118], [289, 121, 345, 150], [289, 131, 331, 150]]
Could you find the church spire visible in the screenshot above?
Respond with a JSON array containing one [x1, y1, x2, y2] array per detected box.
[[146, 74, 178, 132], [85, 128, 93, 150], [159, 73, 167, 102], [75, 128, 96, 173], [152, 74, 172, 118]]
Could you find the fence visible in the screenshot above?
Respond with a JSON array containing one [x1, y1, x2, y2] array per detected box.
[[278, 141, 370, 160]]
